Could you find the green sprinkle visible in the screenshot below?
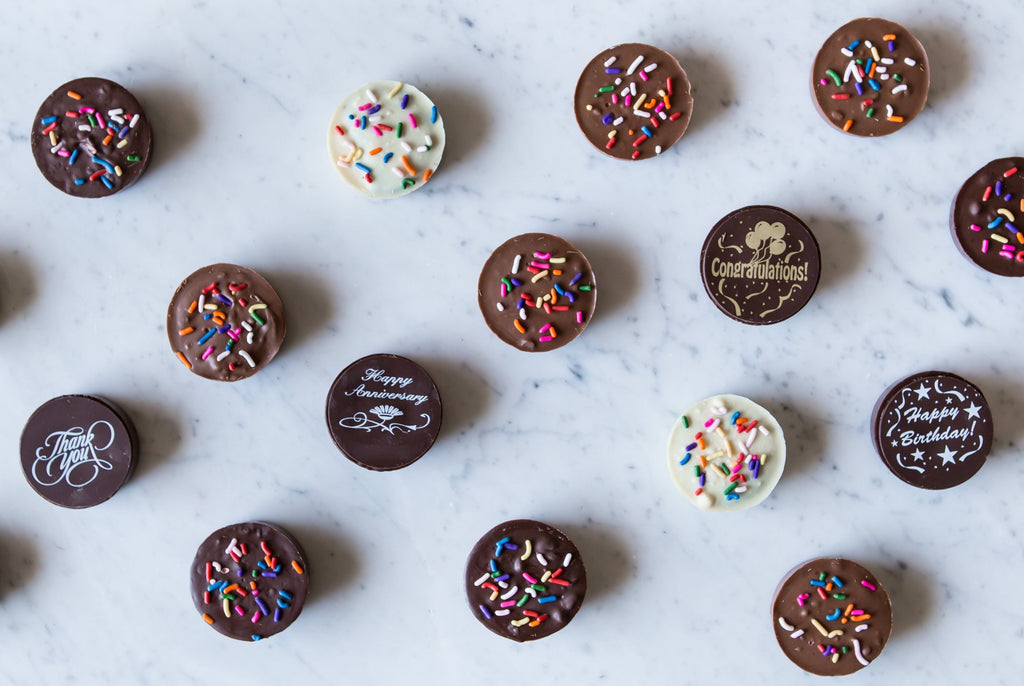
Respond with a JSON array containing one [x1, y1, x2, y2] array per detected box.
[[252, 570, 259, 578], [681, 415, 689, 428], [841, 646, 849, 654], [723, 482, 738, 496], [694, 465, 701, 478], [598, 86, 614, 93], [401, 178, 416, 188], [865, 108, 875, 118], [825, 69, 841, 86], [894, 74, 903, 82], [501, 277, 512, 289], [516, 595, 529, 607], [717, 463, 730, 477], [87, 114, 97, 127], [819, 573, 827, 582], [251, 311, 265, 327], [578, 285, 592, 291], [531, 584, 546, 592], [221, 593, 236, 601], [126, 155, 140, 162], [833, 594, 847, 600], [396, 122, 403, 138]]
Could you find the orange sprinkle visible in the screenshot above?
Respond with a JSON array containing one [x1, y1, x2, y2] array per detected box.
[[550, 289, 558, 305], [868, 63, 877, 78], [700, 456, 707, 468], [102, 135, 113, 146], [851, 614, 872, 621], [1020, 198, 1024, 212], [202, 614, 214, 625], [369, 147, 382, 155], [423, 168, 433, 182], [663, 96, 671, 109], [529, 620, 541, 627], [697, 438, 705, 450], [188, 299, 198, 314], [882, 33, 896, 40], [552, 269, 562, 275], [178, 327, 194, 336], [887, 115, 904, 123], [843, 119, 853, 132], [514, 320, 526, 334], [644, 99, 656, 109], [291, 561, 304, 575], [549, 327, 557, 339], [401, 155, 417, 175], [67, 90, 82, 100], [844, 603, 854, 616], [737, 417, 749, 425], [175, 352, 192, 369], [1017, 232, 1024, 244], [825, 582, 833, 592], [224, 584, 239, 594], [250, 581, 257, 590]]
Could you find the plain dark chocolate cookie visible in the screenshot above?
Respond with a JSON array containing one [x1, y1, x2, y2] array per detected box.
[[478, 233, 596, 352], [811, 18, 929, 136], [20, 395, 138, 508], [167, 264, 286, 381], [773, 558, 892, 676], [326, 354, 442, 471], [465, 519, 586, 642], [31, 77, 153, 197], [700, 206, 821, 325], [190, 522, 310, 642], [871, 371, 992, 489], [574, 43, 693, 160], [950, 157, 1024, 276]]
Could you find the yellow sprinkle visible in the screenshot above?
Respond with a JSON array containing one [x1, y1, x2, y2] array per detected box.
[[991, 233, 1009, 244], [114, 165, 123, 177], [387, 81, 404, 98], [520, 540, 532, 561], [549, 257, 566, 264], [531, 270, 549, 283], [632, 93, 647, 110], [998, 208, 1016, 222], [249, 303, 268, 313], [541, 570, 552, 582], [489, 590, 498, 602], [222, 598, 231, 618], [831, 654, 840, 664], [870, 46, 880, 61], [511, 618, 530, 627], [117, 139, 128, 149], [607, 130, 617, 139], [827, 629, 844, 638], [811, 618, 829, 637], [49, 131, 57, 146]]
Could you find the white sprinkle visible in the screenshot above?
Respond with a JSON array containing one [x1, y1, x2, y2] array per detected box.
[[50, 142, 65, 153], [758, 425, 769, 435], [654, 145, 662, 154], [853, 639, 870, 666], [614, 78, 621, 85], [626, 55, 644, 74], [864, 40, 873, 48], [392, 167, 407, 178], [658, 111, 667, 120], [400, 141, 413, 152], [629, 81, 637, 96], [881, 57, 894, 65], [536, 553, 548, 566], [886, 104, 894, 118], [856, 624, 869, 633], [778, 617, 795, 631], [216, 350, 231, 362], [225, 538, 238, 555], [239, 350, 256, 368], [496, 580, 508, 589], [473, 573, 489, 586], [603, 56, 617, 67], [416, 145, 428, 152], [713, 405, 726, 415], [745, 431, 756, 448], [496, 302, 504, 312], [892, 84, 909, 94], [198, 294, 206, 312], [612, 116, 624, 125], [790, 629, 805, 638], [841, 48, 854, 57], [241, 321, 252, 332], [880, 74, 890, 81], [365, 89, 378, 103], [620, 86, 630, 97], [368, 114, 382, 123], [633, 110, 651, 118], [735, 486, 748, 493], [904, 57, 917, 66], [108, 108, 123, 115], [211, 561, 227, 573], [844, 60, 863, 84], [519, 308, 526, 321], [246, 332, 254, 345], [500, 585, 518, 600], [875, 66, 887, 73], [129, 113, 141, 128], [203, 304, 218, 311], [563, 553, 573, 567], [78, 124, 91, 131], [512, 254, 522, 273], [643, 62, 658, 72], [110, 115, 124, 125], [524, 587, 537, 597], [494, 609, 510, 616], [425, 135, 433, 146]]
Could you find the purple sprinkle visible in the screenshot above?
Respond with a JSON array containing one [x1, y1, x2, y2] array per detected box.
[[504, 543, 518, 550], [367, 104, 381, 115], [855, 82, 864, 95], [255, 597, 269, 615], [509, 277, 523, 287], [752, 460, 761, 479], [1005, 193, 1013, 202], [236, 568, 243, 577], [400, 94, 409, 109], [566, 292, 575, 303], [494, 574, 510, 582], [1007, 222, 1019, 233], [601, 113, 613, 125], [479, 604, 492, 619], [262, 572, 278, 578], [217, 324, 231, 334], [605, 68, 621, 74], [685, 442, 698, 451], [569, 273, 582, 285], [699, 473, 706, 487], [216, 293, 232, 305], [274, 607, 282, 622], [887, 40, 895, 52], [516, 298, 525, 309], [996, 181, 1003, 196]]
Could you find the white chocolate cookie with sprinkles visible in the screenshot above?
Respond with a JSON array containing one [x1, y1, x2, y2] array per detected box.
[[327, 81, 445, 198]]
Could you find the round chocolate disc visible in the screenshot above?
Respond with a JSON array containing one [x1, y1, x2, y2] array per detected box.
[[325, 354, 443, 471], [478, 233, 597, 352], [20, 395, 137, 508], [667, 394, 786, 511], [573, 43, 693, 160], [465, 519, 586, 642], [31, 77, 153, 197], [871, 371, 992, 489], [950, 157, 1024, 277], [326, 80, 445, 198], [773, 558, 892, 676], [700, 206, 821, 325], [189, 522, 310, 642], [167, 264, 286, 382], [811, 18, 929, 137]]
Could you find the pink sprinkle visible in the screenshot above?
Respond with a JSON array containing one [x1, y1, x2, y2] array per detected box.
[[201, 346, 215, 360], [500, 601, 515, 608], [523, 573, 538, 584], [982, 239, 990, 253], [704, 418, 715, 428], [655, 102, 664, 113], [529, 261, 550, 269], [251, 611, 262, 623], [500, 283, 507, 298], [861, 580, 877, 591], [79, 106, 94, 114], [226, 329, 239, 341], [850, 610, 864, 616], [373, 126, 383, 137], [538, 336, 554, 342], [57, 150, 70, 157], [576, 311, 583, 324], [408, 113, 418, 128], [539, 323, 551, 333], [611, 94, 618, 104], [1001, 251, 1014, 259], [96, 112, 105, 128], [819, 78, 827, 86], [358, 102, 373, 111], [625, 94, 632, 107], [534, 252, 551, 259], [235, 606, 245, 616], [970, 224, 982, 231], [639, 70, 648, 82]]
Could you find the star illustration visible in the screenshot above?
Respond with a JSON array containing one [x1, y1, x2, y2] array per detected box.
[[945, 397, 952, 404], [910, 448, 925, 463], [964, 402, 982, 419], [913, 383, 931, 400], [937, 446, 957, 466], [891, 440, 898, 447]]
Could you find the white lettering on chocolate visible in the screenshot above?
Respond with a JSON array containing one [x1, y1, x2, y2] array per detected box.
[[32, 420, 116, 489]]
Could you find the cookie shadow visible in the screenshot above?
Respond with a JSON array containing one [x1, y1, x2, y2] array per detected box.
[[797, 211, 865, 292], [560, 520, 634, 603], [0, 530, 39, 599], [414, 357, 492, 439], [0, 249, 38, 327], [132, 84, 202, 175], [112, 397, 182, 482], [761, 396, 828, 484], [574, 236, 642, 323], [281, 521, 361, 604], [666, 48, 735, 138], [260, 268, 337, 353], [913, 24, 971, 106], [868, 557, 934, 641], [425, 86, 490, 171]]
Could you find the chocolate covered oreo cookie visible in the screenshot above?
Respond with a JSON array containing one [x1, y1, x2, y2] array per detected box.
[[700, 206, 821, 325], [20, 395, 138, 508], [31, 77, 153, 197], [773, 558, 892, 676], [811, 18, 929, 136], [950, 157, 1024, 276], [190, 522, 310, 642], [871, 371, 992, 489], [574, 43, 693, 160], [466, 519, 586, 642], [167, 264, 286, 381], [326, 354, 442, 471]]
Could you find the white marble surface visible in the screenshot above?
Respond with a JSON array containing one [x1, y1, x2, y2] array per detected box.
[[1, 0, 1023, 683]]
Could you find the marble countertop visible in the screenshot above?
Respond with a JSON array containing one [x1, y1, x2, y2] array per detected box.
[[2, 0, 1022, 683]]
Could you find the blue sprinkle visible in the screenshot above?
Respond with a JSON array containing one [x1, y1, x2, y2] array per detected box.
[[553, 283, 565, 295], [400, 94, 409, 110], [91, 156, 114, 173], [100, 176, 114, 190], [865, 58, 873, 73], [203, 313, 211, 320], [810, 579, 827, 587], [479, 604, 492, 619], [257, 560, 268, 569], [989, 217, 1005, 229], [868, 78, 881, 91], [847, 40, 860, 50], [69, 148, 80, 164], [726, 494, 739, 501], [383, 152, 393, 163], [430, 105, 437, 123], [73, 178, 85, 185], [276, 599, 289, 609], [367, 104, 381, 115], [41, 116, 58, 124], [360, 115, 367, 129], [251, 634, 262, 641], [348, 114, 355, 120], [355, 162, 372, 174], [601, 113, 613, 125], [730, 411, 740, 425], [197, 328, 215, 345], [509, 277, 523, 287], [279, 590, 293, 600], [679, 453, 691, 466], [273, 565, 281, 573], [831, 576, 845, 587], [489, 560, 497, 572], [536, 596, 557, 604], [825, 609, 841, 621], [641, 126, 653, 138]]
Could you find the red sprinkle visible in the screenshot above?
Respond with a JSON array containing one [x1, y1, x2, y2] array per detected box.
[[632, 134, 648, 147], [667, 77, 673, 95], [831, 94, 851, 100], [335, 125, 345, 136], [668, 111, 682, 121], [1006, 167, 1019, 177], [88, 170, 105, 181], [42, 122, 58, 134]]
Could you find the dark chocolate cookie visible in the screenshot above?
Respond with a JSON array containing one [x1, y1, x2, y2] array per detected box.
[[950, 157, 1024, 276]]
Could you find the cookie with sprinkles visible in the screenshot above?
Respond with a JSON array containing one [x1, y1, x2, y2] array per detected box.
[[190, 522, 310, 642], [465, 519, 586, 642], [30, 77, 153, 197], [166, 264, 286, 382], [950, 157, 1024, 276], [811, 18, 929, 136], [477, 233, 597, 352], [327, 81, 445, 198], [574, 43, 693, 160], [666, 394, 786, 511], [772, 558, 893, 676]]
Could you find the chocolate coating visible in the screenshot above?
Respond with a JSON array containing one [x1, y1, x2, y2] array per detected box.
[[950, 157, 1024, 277], [871, 371, 992, 490], [574, 43, 693, 160], [20, 395, 137, 509], [465, 519, 586, 642], [700, 206, 821, 325], [773, 558, 892, 676], [30, 77, 153, 197], [189, 522, 310, 642], [478, 233, 596, 352], [326, 354, 442, 471], [811, 18, 929, 137], [166, 264, 285, 381]]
